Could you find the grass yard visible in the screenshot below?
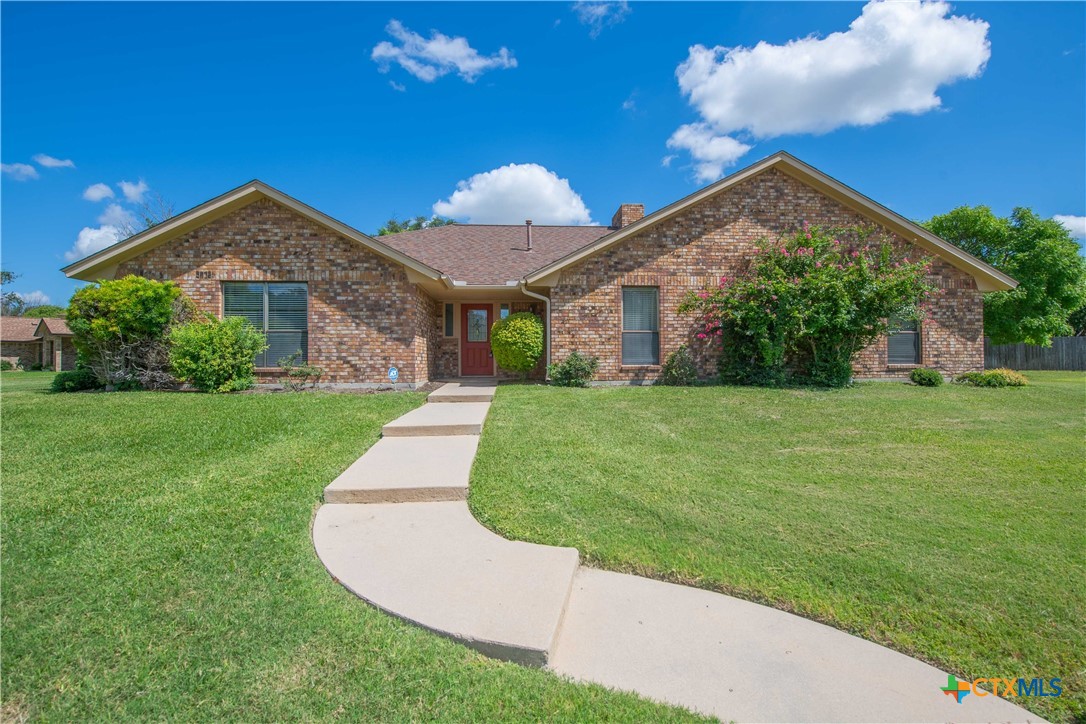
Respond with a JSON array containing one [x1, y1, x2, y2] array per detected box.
[[471, 372, 1086, 723], [0, 372, 698, 721]]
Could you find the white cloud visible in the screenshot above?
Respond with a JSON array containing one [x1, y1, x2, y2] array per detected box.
[[83, 183, 115, 202], [389, 80, 407, 92], [666, 123, 752, 183], [668, 0, 991, 181], [660, 154, 677, 168], [371, 19, 517, 83], [621, 91, 637, 111], [16, 290, 51, 307], [98, 203, 137, 229], [572, 1, 631, 38], [433, 163, 593, 225], [66, 225, 123, 261], [32, 153, 75, 169], [1055, 215, 1086, 239], [118, 178, 149, 203], [1, 163, 39, 181]]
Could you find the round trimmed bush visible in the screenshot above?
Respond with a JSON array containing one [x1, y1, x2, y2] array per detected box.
[[490, 312, 544, 378], [909, 367, 944, 387], [169, 315, 267, 393], [547, 351, 599, 388]]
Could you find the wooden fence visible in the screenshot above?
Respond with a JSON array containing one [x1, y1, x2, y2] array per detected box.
[[984, 336, 1086, 371]]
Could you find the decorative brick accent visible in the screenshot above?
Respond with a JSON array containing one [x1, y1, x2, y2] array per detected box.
[[550, 168, 983, 382], [116, 198, 424, 384], [611, 204, 645, 229]]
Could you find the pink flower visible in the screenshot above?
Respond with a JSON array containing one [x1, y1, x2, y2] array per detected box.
[[815, 262, 822, 268], [802, 220, 809, 232], [697, 290, 709, 299], [850, 250, 860, 258], [832, 238, 840, 246], [805, 233, 812, 240], [771, 294, 778, 300], [696, 333, 707, 340]]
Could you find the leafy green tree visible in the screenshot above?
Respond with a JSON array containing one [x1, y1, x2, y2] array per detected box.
[[0, 270, 25, 316], [22, 304, 67, 318], [376, 215, 455, 236], [68, 275, 194, 388], [925, 206, 1086, 345]]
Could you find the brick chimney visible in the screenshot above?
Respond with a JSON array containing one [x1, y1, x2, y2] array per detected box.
[[611, 203, 644, 229]]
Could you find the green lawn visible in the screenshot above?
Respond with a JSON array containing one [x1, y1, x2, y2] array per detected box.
[[0, 372, 697, 721], [470, 372, 1086, 723]]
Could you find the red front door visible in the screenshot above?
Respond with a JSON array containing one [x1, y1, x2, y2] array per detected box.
[[461, 304, 493, 376]]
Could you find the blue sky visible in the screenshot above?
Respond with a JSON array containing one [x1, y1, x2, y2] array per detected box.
[[2, 1, 1084, 307]]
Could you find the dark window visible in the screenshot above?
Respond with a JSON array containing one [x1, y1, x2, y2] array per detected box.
[[888, 316, 920, 365], [444, 303, 455, 337], [500, 303, 510, 320], [223, 282, 308, 367], [622, 287, 659, 365]]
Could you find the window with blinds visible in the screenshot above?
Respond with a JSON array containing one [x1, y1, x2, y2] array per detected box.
[[223, 282, 308, 367], [622, 287, 660, 365], [888, 315, 920, 365]]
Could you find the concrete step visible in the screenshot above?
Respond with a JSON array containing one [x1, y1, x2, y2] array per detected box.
[[323, 436, 478, 503], [382, 402, 490, 437], [427, 382, 496, 403], [313, 502, 579, 666]]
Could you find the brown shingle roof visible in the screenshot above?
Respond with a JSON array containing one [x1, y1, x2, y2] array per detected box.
[[0, 317, 43, 342], [379, 224, 613, 284], [36, 317, 72, 336]]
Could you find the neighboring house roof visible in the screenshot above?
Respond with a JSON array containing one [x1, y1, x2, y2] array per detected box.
[[62, 180, 447, 284], [380, 224, 612, 285], [35, 318, 72, 336], [0, 317, 43, 342], [525, 151, 1018, 292]]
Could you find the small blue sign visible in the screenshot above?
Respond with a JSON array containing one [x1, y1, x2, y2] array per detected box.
[[388, 366, 399, 382]]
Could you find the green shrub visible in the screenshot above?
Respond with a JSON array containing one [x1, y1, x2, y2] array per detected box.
[[490, 312, 544, 378], [656, 344, 698, 386], [909, 367, 944, 387], [679, 223, 935, 388], [169, 315, 267, 393], [278, 352, 324, 392], [68, 275, 195, 389], [51, 367, 100, 393], [955, 368, 1028, 388], [547, 351, 599, 387], [29, 363, 43, 371], [0, 360, 13, 371]]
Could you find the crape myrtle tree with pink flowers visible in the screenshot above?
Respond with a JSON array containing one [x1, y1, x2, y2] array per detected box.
[[679, 223, 936, 388]]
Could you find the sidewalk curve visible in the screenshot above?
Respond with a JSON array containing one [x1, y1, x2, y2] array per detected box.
[[312, 382, 1044, 723]]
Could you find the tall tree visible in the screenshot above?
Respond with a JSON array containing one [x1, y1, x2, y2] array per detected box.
[[0, 270, 25, 316], [376, 215, 455, 236], [925, 206, 1086, 346], [22, 304, 68, 319]]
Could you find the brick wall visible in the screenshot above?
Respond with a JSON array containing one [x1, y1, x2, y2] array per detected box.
[[550, 167, 983, 382], [116, 198, 425, 384], [1, 340, 41, 369]]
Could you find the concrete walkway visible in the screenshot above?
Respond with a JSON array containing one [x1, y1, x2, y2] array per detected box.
[[313, 382, 1042, 723]]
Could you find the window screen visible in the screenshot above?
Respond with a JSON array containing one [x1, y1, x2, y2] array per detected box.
[[223, 282, 308, 367], [888, 316, 920, 365], [622, 287, 659, 365]]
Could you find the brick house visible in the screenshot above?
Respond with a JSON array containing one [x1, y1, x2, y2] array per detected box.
[[62, 152, 1015, 386], [0, 317, 75, 370]]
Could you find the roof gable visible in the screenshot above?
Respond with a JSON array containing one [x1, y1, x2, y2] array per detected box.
[[35, 318, 72, 336], [525, 152, 1017, 292], [62, 181, 445, 283]]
